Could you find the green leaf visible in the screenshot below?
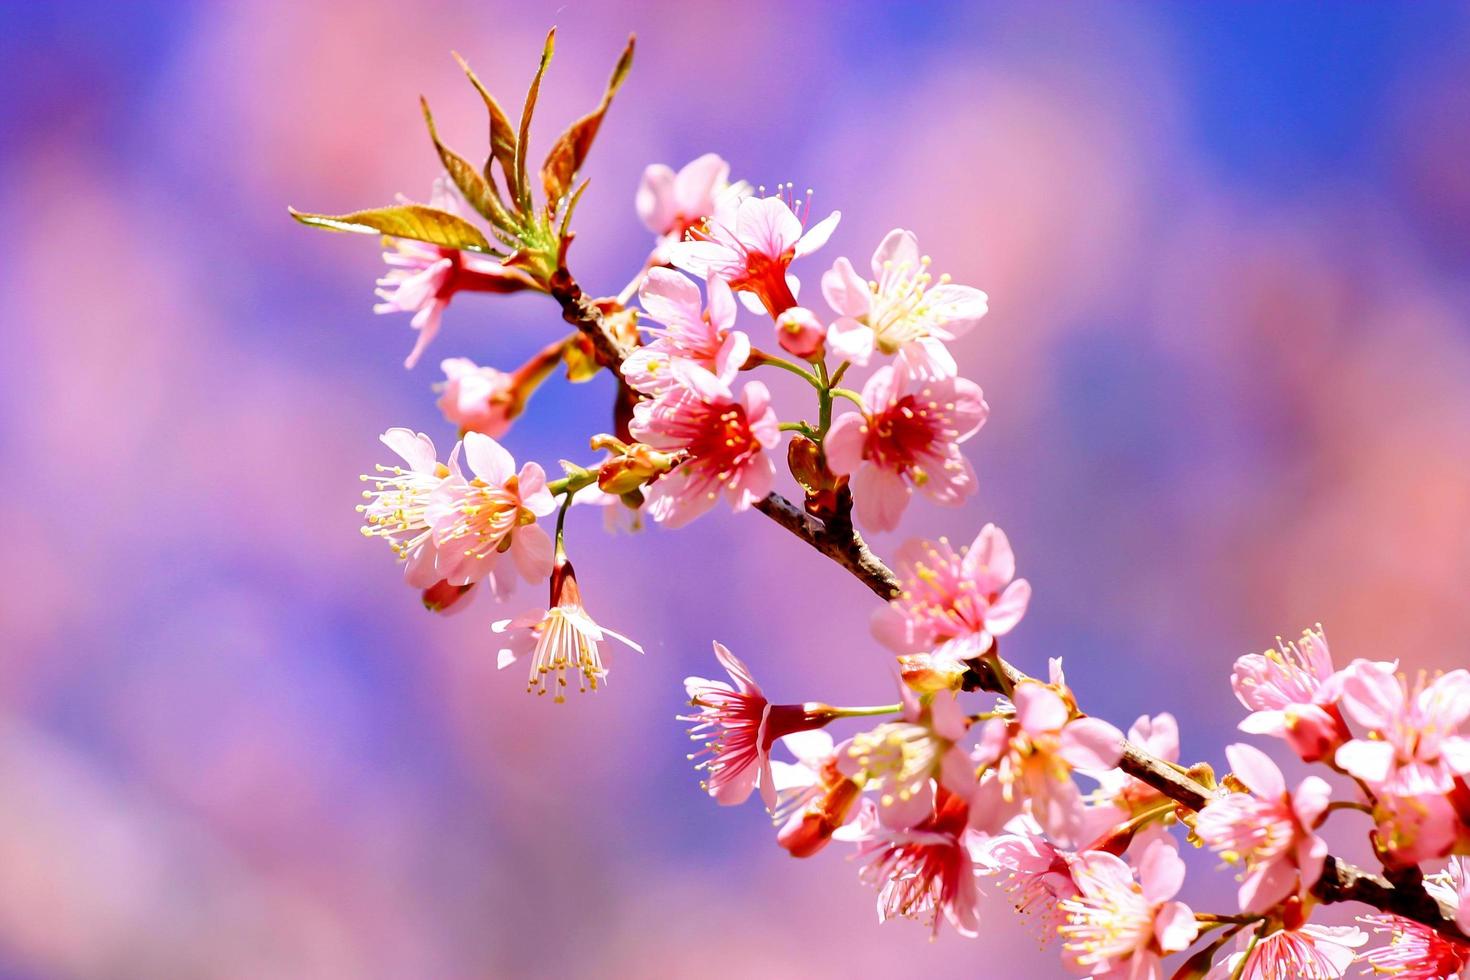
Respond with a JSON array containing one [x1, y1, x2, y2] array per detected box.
[[514, 27, 556, 213], [541, 34, 635, 207], [451, 51, 519, 201], [419, 96, 515, 236], [288, 205, 492, 252]]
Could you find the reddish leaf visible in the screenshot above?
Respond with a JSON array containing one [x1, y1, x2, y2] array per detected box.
[[541, 34, 635, 207]]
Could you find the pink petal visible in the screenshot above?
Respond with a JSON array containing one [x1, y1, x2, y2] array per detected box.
[[666, 239, 735, 280], [517, 462, 555, 516], [984, 579, 1032, 636], [672, 152, 728, 215], [380, 427, 437, 474], [1128, 713, 1180, 763], [793, 209, 841, 257], [1337, 659, 1405, 731], [635, 163, 677, 233], [870, 228, 920, 280], [510, 525, 553, 583], [737, 196, 802, 257], [1237, 709, 1287, 737], [823, 412, 867, 476], [850, 462, 910, 532], [861, 363, 903, 409], [962, 523, 1015, 589], [671, 360, 734, 403], [1058, 718, 1125, 771], [1152, 901, 1199, 954], [1138, 836, 1186, 904], [707, 276, 738, 330], [1238, 858, 1296, 913], [821, 256, 871, 318], [712, 641, 762, 696], [1334, 738, 1395, 785], [1291, 774, 1333, 828], [825, 317, 875, 364], [462, 431, 516, 485], [948, 376, 990, 438], [1014, 682, 1068, 735], [930, 690, 968, 741], [1225, 743, 1286, 800], [898, 337, 957, 379], [924, 283, 989, 337], [779, 730, 834, 768], [638, 267, 703, 329]]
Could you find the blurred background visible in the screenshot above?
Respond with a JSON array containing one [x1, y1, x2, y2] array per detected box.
[[3, 2, 1470, 977]]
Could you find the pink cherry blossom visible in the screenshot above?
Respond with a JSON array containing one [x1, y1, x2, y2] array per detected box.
[[977, 826, 1081, 936], [973, 679, 1125, 846], [824, 363, 988, 532], [846, 690, 977, 830], [769, 730, 864, 857], [1195, 743, 1331, 912], [1374, 789, 1465, 865], [1360, 869, 1470, 980], [680, 642, 834, 808], [493, 562, 641, 702], [435, 358, 518, 436], [667, 190, 840, 319], [628, 362, 781, 527], [424, 431, 555, 587], [821, 228, 988, 378], [623, 268, 748, 396], [850, 784, 987, 938], [1058, 834, 1199, 979], [1333, 659, 1470, 796], [1232, 626, 1350, 763], [871, 524, 1033, 660], [1205, 923, 1366, 980], [636, 153, 740, 241], [359, 427, 455, 588], [374, 181, 538, 369]]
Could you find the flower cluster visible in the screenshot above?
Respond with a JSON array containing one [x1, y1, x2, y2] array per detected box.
[[298, 32, 1470, 977]]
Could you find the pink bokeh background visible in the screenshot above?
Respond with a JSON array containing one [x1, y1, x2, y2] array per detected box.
[[4, 2, 1470, 976]]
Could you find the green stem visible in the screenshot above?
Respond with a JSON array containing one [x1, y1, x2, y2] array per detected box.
[[547, 465, 599, 497], [779, 421, 819, 438], [829, 360, 851, 388], [750, 349, 823, 389], [815, 360, 833, 438], [829, 703, 903, 718], [831, 387, 865, 408]]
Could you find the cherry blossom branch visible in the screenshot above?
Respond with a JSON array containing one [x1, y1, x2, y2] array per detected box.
[[548, 266, 1468, 943]]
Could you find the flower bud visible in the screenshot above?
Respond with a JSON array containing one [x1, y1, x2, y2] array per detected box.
[[775, 306, 826, 360], [897, 652, 968, 694], [777, 776, 862, 858], [597, 442, 679, 495], [422, 579, 475, 615]]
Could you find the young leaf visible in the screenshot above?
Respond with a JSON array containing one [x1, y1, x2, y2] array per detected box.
[[288, 205, 492, 252], [513, 28, 557, 213], [451, 51, 519, 200], [420, 96, 515, 235], [541, 34, 635, 207]]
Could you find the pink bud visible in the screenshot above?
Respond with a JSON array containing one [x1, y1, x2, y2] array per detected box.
[[775, 306, 827, 360], [776, 777, 861, 858], [421, 579, 475, 614]]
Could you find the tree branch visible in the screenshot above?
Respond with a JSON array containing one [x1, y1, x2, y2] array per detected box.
[[550, 267, 1469, 944]]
